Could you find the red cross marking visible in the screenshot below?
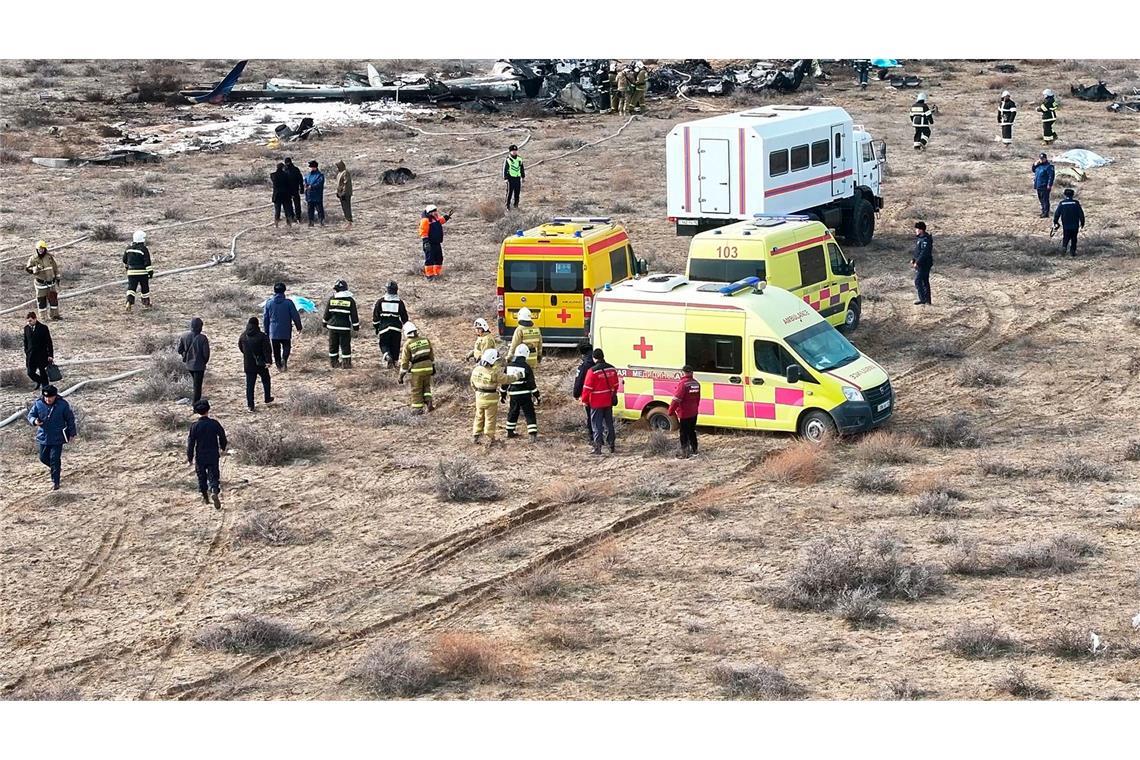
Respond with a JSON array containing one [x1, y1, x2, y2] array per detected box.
[[633, 336, 654, 360], [556, 308, 571, 324]]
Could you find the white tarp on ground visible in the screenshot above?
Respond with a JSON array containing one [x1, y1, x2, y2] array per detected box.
[[1054, 149, 1112, 169]]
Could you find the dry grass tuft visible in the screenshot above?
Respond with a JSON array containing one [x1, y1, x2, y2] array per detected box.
[[885, 680, 931, 700], [232, 510, 297, 546], [626, 475, 681, 501], [434, 457, 501, 502], [476, 197, 506, 222], [945, 622, 1018, 659], [287, 390, 344, 417], [851, 466, 901, 494], [430, 632, 506, 681], [711, 663, 806, 700], [911, 490, 966, 518], [234, 260, 288, 286], [919, 413, 980, 448], [135, 331, 179, 354], [954, 361, 1008, 387], [1054, 458, 1113, 482], [644, 430, 675, 458], [488, 210, 547, 242], [192, 612, 316, 653], [130, 351, 192, 402], [536, 620, 597, 650], [1002, 534, 1098, 575], [505, 566, 564, 599], [765, 442, 829, 485], [231, 426, 324, 466], [1124, 440, 1140, 462], [213, 169, 266, 189], [853, 431, 917, 464], [90, 222, 122, 241], [995, 667, 1049, 699], [1041, 624, 1102, 659], [348, 640, 438, 697], [979, 459, 1029, 478]]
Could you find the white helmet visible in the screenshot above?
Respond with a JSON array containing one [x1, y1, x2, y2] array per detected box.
[[514, 343, 531, 358], [473, 317, 489, 331], [403, 321, 418, 336], [516, 307, 533, 322], [424, 204, 437, 213], [480, 348, 499, 364], [133, 230, 146, 243], [1001, 90, 1011, 98], [1042, 89, 1054, 98], [915, 92, 927, 102]]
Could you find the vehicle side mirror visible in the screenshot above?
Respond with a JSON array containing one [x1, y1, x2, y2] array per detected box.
[[636, 258, 649, 276], [785, 365, 802, 384], [874, 140, 887, 162]]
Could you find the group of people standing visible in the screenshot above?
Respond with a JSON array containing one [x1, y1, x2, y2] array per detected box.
[[609, 61, 648, 116], [269, 157, 353, 228], [907, 88, 1062, 150]]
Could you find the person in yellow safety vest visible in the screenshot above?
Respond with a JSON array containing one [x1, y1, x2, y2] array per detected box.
[[629, 61, 648, 113], [608, 61, 622, 114], [123, 229, 154, 312], [997, 91, 1018, 145], [909, 92, 934, 150], [398, 321, 435, 413], [1038, 89, 1059, 145], [507, 307, 542, 367], [615, 67, 632, 116], [504, 145, 524, 210], [24, 241, 62, 321], [467, 318, 498, 361], [470, 347, 510, 444]]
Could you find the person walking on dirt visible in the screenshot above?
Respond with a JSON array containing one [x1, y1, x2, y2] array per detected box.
[[283, 157, 304, 221], [668, 365, 702, 458], [263, 282, 303, 371], [504, 145, 524, 210], [23, 312, 55, 391], [187, 399, 227, 509], [123, 229, 154, 311], [304, 160, 326, 227], [853, 59, 871, 89], [1032, 153, 1055, 218], [372, 281, 408, 369], [503, 343, 540, 442], [572, 341, 595, 441], [335, 160, 353, 228], [398, 322, 436, 413], [909, 93, 934, 150], [26, 384, 76, 491], [470, 347, 509, 444], [507, 308, 542, 367], [467, 318, 498, 362], [24, 240, 62, 321], [581, 348, 621, 455], [1053, 188, 1086, 257], [911, 221, 934, 306], [323, 279, 360, 369], [998, 91, 1018, 145], [238, 316, 274, 411], [1037, 89, 1059, 145], [177, 317, 210, 403], [271, 162, 295, 227], [419, 205, 450, 279]]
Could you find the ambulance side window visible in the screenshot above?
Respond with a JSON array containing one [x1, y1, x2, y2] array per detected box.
[[790, 145, 810, 172], [686, 333, 742, 375], [811, 140, 829, 166], [797, 245, 828, 286], [754, 340, 816, 383], [608, 246, 630, 282], [827, 243, 850, 276], [506, 261, 541, 292], [769, 149, 789, 177]]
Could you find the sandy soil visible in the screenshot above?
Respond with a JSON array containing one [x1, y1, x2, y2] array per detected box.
[[1, 59, 1139, 701]]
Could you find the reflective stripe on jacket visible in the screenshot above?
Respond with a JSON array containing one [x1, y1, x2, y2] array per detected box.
[[323, 291, 359, 331], [123, 243, 153, 276]]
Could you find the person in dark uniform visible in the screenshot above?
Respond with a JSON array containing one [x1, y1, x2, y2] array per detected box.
[[1037, 89, 1059, 145], [270, 162, 295, 227], [909, 93, 934, 150], [1053, 189, 1086, 257], [187, 399, 227, 509], [667, 365, 702, 458], [853, 59, 871, 89], [998, 91, 1017, 145], [238, 316, 274, 411], [372, 281, 409, 368], [23, 311, 54, 390], [1032, 153, 1055, 218], [911, 221, 934, 305], [503, 145, 524, 210], [571, 341, 595, 441], [282, 157, 304, 221], [502, 344, 540, 442]]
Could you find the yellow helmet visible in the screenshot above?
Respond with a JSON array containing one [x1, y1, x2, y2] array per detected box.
[[35, 240, 47, 250]]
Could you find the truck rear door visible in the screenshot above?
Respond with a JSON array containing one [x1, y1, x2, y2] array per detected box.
[[698, 138, 731, 214], [829, 125, 850, 198]]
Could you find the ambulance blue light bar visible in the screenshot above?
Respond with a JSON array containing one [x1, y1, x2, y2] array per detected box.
[[551, 216, 613, 224], [751, 213, 812, 222], [719, 276, 761, 296]]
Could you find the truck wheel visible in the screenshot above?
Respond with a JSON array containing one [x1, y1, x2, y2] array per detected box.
[[798, 410, 837, 444], [645, 407, 677, 432], [847, 198, 875, 246], [839, 298, 861, 333]]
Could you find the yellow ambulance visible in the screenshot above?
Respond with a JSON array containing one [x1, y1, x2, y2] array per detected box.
[[686, 215, 862, 331], [497, 217, 644, 347], [590, 274, 893, 442]]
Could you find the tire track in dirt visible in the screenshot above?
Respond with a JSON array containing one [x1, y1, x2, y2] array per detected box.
[[58, 521, 128, 604]]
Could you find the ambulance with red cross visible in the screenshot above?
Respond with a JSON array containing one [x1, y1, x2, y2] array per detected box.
[[590, 274, 894, 442]]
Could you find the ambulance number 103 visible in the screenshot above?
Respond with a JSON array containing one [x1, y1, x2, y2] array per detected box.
[[716, 245, 739, 258]]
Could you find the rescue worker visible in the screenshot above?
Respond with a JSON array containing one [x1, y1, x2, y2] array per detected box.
[[263, 282, 303, 371], [335, 160, 353, 228], [322, 279, 360, 368], [123, 229, 154, 311], [283, 157, 304, 221], [1038, 89, 1059, 145], [853, 59, 871, 89], [186, 399, 227, 509], [503, 343, 540, 442], [608, 61, 622, 114], [372, 281, 408, 368], [470, 347, 510, 444], [615, 66, 632, 116], [667, 365, 702, 458], [504, 145, 524, 210], [1032, 153, 1055, 218], [177, 317, 210, 403], [507, 307, 542, 368], [998, 91, 1017, 145], [571, 341, 595, 441], [270, 162, 295, 227], [909, 93, 934, 150], [630, 61, 648, 113], [23, 311, 54, 390], [238, 316, 274, 412], [26, 384, 76, 491], [1053, 188, 1086, 257], [418, 205, 451, 279], [467, 318, 498, 362], [304, 160, 326, 227], [581, 348, 620, 454], [25, 240, 62, 320], [911, 221, 934, 306], [398, 322, 435, 413]]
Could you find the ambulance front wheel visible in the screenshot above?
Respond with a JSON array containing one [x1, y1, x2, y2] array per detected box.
[[645, 407, 677, 432], [840, 298, 861, 333], [799, 410, 837, 444]]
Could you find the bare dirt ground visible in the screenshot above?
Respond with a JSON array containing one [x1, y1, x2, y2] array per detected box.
[[1, 59, 1139, 701]]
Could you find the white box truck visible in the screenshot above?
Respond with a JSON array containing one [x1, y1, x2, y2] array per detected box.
[[666, 105, 886, 244]]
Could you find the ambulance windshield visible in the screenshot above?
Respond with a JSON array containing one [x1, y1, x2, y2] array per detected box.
[[785, 322, 860, 371]]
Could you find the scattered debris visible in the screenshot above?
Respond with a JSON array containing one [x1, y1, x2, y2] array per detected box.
[[31, 148, 162, 169], [1070, 81, 1116, 102], [1107, 91, 1140, 114], [1055, 149, 1112, 170], [381, 167, 416, 185]]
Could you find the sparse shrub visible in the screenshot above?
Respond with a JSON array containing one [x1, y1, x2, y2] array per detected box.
[[536, 621, 596, 650], [231, 426, 325, 466], [234, 260, 288, 286], [379, 407, 429, 428], [979, 459, 1028, 478], [835, 587, 887, 626], [160, 207, 186, 220], [332, 236, 356, 247], [0, 149, 21, 164], [645, 431, 674, 458], [348, 640, 438, 696], [431, 359, 468, 386], [0, 330, 23, 350], [886, 680, 929, 700], [987, 75, 1015, 90], [711, 663, 805, 700], [996, 667, 1049, 699], [476, 197, 506, 222], [117, 180, 153, 198], [1042, 624, 1101, 659], [1125, 441, 1140, 462], [611, 201, 636, 214], [202, 284, 251, 318], [10, 107, 56, 128], [488, 210, 547, 242], [232, 510, 297, 546], [419, 303, 459, 318], [433, 155, 458, 166], [434, 458, 500, 502], [1054, 458, 1113, 482], [543, 481, 590, 505], [0, 367, 30, 389], [213, 169, 266, 189], [130, 351, 192, 402], [627, 475, 681, 501], [505, 566, 563, 599], [920, 414, 980, 448], [851, 466, 901, 494], [90, 223, 122, 241], [286, 390, 344, 417], [765, 442, 828, 485], [911, 490, 965, 518], [431, 632, 505, 680], [192, 612, 315, 653], [945, 622, 1018, 659], [154, 408, 190, 431], [853, 431, 916, 464], [550, 137, 586, 150], [954, 361, 1008, 387], [1001, 534, 1097, 575], [938, 169, 975, 185]]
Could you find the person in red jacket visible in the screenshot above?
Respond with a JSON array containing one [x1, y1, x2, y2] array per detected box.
[[581, 348, 621, 454], [667, 365, 702, 458]]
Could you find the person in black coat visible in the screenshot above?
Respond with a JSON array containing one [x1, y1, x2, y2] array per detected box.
[[238, 316, 274, 411], [571, 341, 595, 440], [23, 311, 55, 389], [911, 221, 934, 305], [270, 162, 295, 227], [177, 317, 210, 403], [283, 157, 304, 221], [1052, 188, 1086, 257], [187, 399, 227, 508]]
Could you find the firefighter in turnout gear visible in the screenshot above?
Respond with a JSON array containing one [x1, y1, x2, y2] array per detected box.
[[123, 229, 154, 311], [910, 93, 934, 150], [1038, 89, 1059, 144], [608, 61, 622, 113], [998, 91, 1017, 145], [503, 343, 540, 442], [615, 67, 632, 116], [629, 61, 648, 113], [25, 241, 62, 320], [323, 279, 360, 368], [399, 322, 435, 412], [372, 281, 408, 368], [507, 307, 542, 367], [467, 318, 498, 362], [470, 347, 509, 443]]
